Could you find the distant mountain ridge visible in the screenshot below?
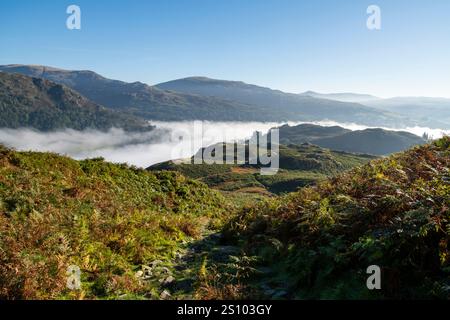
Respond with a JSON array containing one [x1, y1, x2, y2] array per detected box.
[[1, 65, 411, 126], [156, 77, 408, 126], [271, 123, 426, 155], [0, 72, 152, 131], [0, 65, 262, 122], [299, 91, 380, 103], [364, 97, 450, 129], [3, 64, 447, 128]]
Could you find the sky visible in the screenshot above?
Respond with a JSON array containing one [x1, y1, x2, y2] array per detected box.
[[1, 0, 449, 98]]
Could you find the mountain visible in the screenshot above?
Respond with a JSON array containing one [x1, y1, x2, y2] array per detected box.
[[275, 123, 352, 145], [156, 77, 409, 126], [0, 72, 153, 131], [300, 91, 380, 103], [270, 124, 426, 155], [0, 65, 423, 127], [364, 97, 450, 129], [313, 128, 426, 155], [0, 144, 227, 299], [218, 137, 450, 299], [149, 142, 375, 196], [0, 65, 264, 121]]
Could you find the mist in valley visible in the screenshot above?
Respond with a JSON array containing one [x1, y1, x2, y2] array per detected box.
[[0, 121, 448, 168]]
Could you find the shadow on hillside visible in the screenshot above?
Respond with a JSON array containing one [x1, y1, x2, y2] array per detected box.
[[169, 232, 241, 298]]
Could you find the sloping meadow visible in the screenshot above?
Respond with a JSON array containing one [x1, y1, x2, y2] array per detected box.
[[0, 145, 228, 299], [220, 137, 450, 299]]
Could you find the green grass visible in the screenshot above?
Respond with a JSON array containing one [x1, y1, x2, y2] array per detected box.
[[216, 137, 450, 299], [149, 143, 376, 198], [0, 145, 228, 299], [2, 138, 448, 300]]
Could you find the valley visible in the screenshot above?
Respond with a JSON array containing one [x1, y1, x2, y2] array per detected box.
[[0, 64, 448, 301]]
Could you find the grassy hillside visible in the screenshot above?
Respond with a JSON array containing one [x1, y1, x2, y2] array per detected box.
[[0, 145, 228, 299], [0, 72, 152, 132], [215, 137, 450, 299], [149, 143, 376, 197], [1, 138, 448, 300]]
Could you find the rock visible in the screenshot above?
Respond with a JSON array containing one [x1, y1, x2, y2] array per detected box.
[[175, 252, 183, 260], [135, 270, 144, 278], [149, 260, 162, 268], [160, 267, 171, 275], [160, 290, 171, 300], [141, 265, 153, 279], [161, 275, 175, 286]]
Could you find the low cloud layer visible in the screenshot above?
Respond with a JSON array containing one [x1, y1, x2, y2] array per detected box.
[[0, 121, 448, 168], [0, 122, 282, 168]]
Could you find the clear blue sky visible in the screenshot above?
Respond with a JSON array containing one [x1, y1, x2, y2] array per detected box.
[[1, 0, 449, 97]]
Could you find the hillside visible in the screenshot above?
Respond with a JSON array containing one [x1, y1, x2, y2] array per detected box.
[[313, 128, 426, 155], [215, 137, 450, 299], [0, 145, 227, 299], [156, 77, 411, 127], [149, 143, 376, 197], [271, 124, 426, 155], [275, 124, 352, 145], [0, 65, 263, 121], [0, 65, 411, 125], [0, 72, 152, 132], [1, 138, 448, 300]]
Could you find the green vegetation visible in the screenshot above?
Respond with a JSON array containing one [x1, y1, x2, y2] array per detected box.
[[271, 123, 426, 155], [0, 72, 152, 131], [211, 137, 450, 299], [1, 137, 448, 300], [0, 145, 228, 299], [149, 143, 376, 196], [1, 65, 412, 126]]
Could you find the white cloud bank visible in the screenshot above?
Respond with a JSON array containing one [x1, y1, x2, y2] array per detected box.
[[0, 121, 448, 168]]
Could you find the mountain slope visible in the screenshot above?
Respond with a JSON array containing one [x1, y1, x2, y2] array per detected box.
[[270, 124, 425, 155], [313, 128, 426, 155], [0, 72, 152, 131], [218, 137, 450, 299], [0, 65, 263, 121], [275, 123, 352, 145], [1, 65, 417, 126], [300, 91, 380, 103], [0, 145, 227, 299], [156, 77, 410, 126], [149, 142, 375, 195]]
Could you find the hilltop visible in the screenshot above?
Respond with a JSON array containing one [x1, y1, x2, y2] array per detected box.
[[0, 72, 152, 132], [272, 124, 426, 155]]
